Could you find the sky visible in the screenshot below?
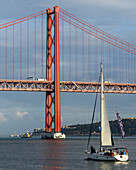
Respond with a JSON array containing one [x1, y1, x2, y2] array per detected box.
[[0, 0, 136, 135]]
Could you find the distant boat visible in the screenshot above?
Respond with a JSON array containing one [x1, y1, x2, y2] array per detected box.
[[85, 63, 129, 162], [9, 133, 20, 138], [21, 131, 32, 138]]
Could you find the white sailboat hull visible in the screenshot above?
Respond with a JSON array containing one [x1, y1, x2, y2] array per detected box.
[[86, 152, 128, 161], [114, 154, 128, 162], [86, 152, 116, 161]]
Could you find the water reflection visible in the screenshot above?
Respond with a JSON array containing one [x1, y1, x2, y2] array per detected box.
[[42, 140, 65, 170], [86, 160, 130, 170], [114, 161, 129, 165], [100, 161, 129, 170]]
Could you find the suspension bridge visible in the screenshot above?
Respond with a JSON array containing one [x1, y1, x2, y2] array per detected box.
[[0, 6, 136, 136]]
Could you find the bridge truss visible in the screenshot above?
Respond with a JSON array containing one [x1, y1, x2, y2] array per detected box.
[[0, 80, 136, 94]]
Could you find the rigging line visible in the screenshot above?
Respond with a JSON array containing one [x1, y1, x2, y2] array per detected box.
[[59, 16, 135, 55], [88, 34, 91, 81], [131, 53, 132, 83], [35, 17, 36, 80], [113, 39, 116, 82], [111, 45, 113, 82], [101, 40, 102, 63], [5, 27, 7, 79], [112, 45, 114, 81], [125, 53, 127, 83], [69, 16, 71, 81], [0, 12, 47, 30], [113, 45, 115, 82], [109, 38, 111, 81], [128, 52, 129, 83], [20, 22, 22, 80], [62, 16, 64, 81], [122, 44, 123, 83], [60, 9, 136, 50], [120, 48, 121, 82], [131, 54, 133, 83], [0, 10, 47, 28], [59, 8, 136, 49], [95, 35, 98, 81], [42, 14, 44, 79], [107, 42, 108, 80], [126, 53, 128, 83], [59, 15, 136, 55], [134, 50, 136, 83], [27, 20, 29, 78], [75, 26, 78, 81], [114, 47, 116, 82], [103, 42, 105, 77], [86, 75, 100, 151], [13, 24, 14, 80], [132, 53, 134, 83], [82, 24, 85, 81], [116, 49, 120, 82], [115, 47, 117, 82], [126, 53, 127, 83]]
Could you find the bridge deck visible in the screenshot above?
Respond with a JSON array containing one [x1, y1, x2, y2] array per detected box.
[[0, 80, 135, 94]]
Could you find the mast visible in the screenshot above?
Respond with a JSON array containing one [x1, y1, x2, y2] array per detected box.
[[100, 63, 103, 151], [100, 63, 104, 123]]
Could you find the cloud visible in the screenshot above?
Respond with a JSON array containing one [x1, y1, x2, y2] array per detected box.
[[0, 113, 7, 123], [14, 111, 30, 119]]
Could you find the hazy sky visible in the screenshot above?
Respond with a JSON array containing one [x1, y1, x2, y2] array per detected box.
[[0, 0, 136, 135]]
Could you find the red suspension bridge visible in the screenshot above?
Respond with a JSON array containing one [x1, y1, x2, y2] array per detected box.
[[0, 6, 136, 134]]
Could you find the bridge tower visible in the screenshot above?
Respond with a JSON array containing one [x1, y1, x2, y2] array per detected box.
[[45, 6, 65, 139]]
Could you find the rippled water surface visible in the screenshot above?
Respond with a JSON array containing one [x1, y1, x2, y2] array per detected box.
[[0, 137, 135, 169]]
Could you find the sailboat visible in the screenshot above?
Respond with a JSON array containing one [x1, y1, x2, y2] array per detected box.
[[85, 63, 129, 161]]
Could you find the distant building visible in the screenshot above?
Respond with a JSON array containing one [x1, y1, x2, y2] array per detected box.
[[123, 117, 136, 120]]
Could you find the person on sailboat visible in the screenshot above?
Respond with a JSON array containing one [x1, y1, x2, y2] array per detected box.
[[90, 145, 96, 154], [126, 149, 129, 155], [123, 150, 126, 155], [110, 150, 114, 157]]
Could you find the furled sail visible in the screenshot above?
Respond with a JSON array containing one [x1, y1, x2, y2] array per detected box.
[[116, 112, 125, 139], [101, 64, 112, 147]]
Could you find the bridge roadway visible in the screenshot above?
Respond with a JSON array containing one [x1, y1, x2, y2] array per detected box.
[[0, 79, 136, 94]]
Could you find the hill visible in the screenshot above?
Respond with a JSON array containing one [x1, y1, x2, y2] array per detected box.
[[62, 118, 136, 136]]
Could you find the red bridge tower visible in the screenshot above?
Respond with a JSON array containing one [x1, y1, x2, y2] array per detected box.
[[44, 6, 65, 139]]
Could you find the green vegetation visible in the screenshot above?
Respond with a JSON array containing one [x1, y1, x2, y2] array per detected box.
[[62, 119, 136, 136]]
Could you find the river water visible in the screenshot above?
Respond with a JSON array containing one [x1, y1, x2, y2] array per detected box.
[[0, 137, 135, 169]]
